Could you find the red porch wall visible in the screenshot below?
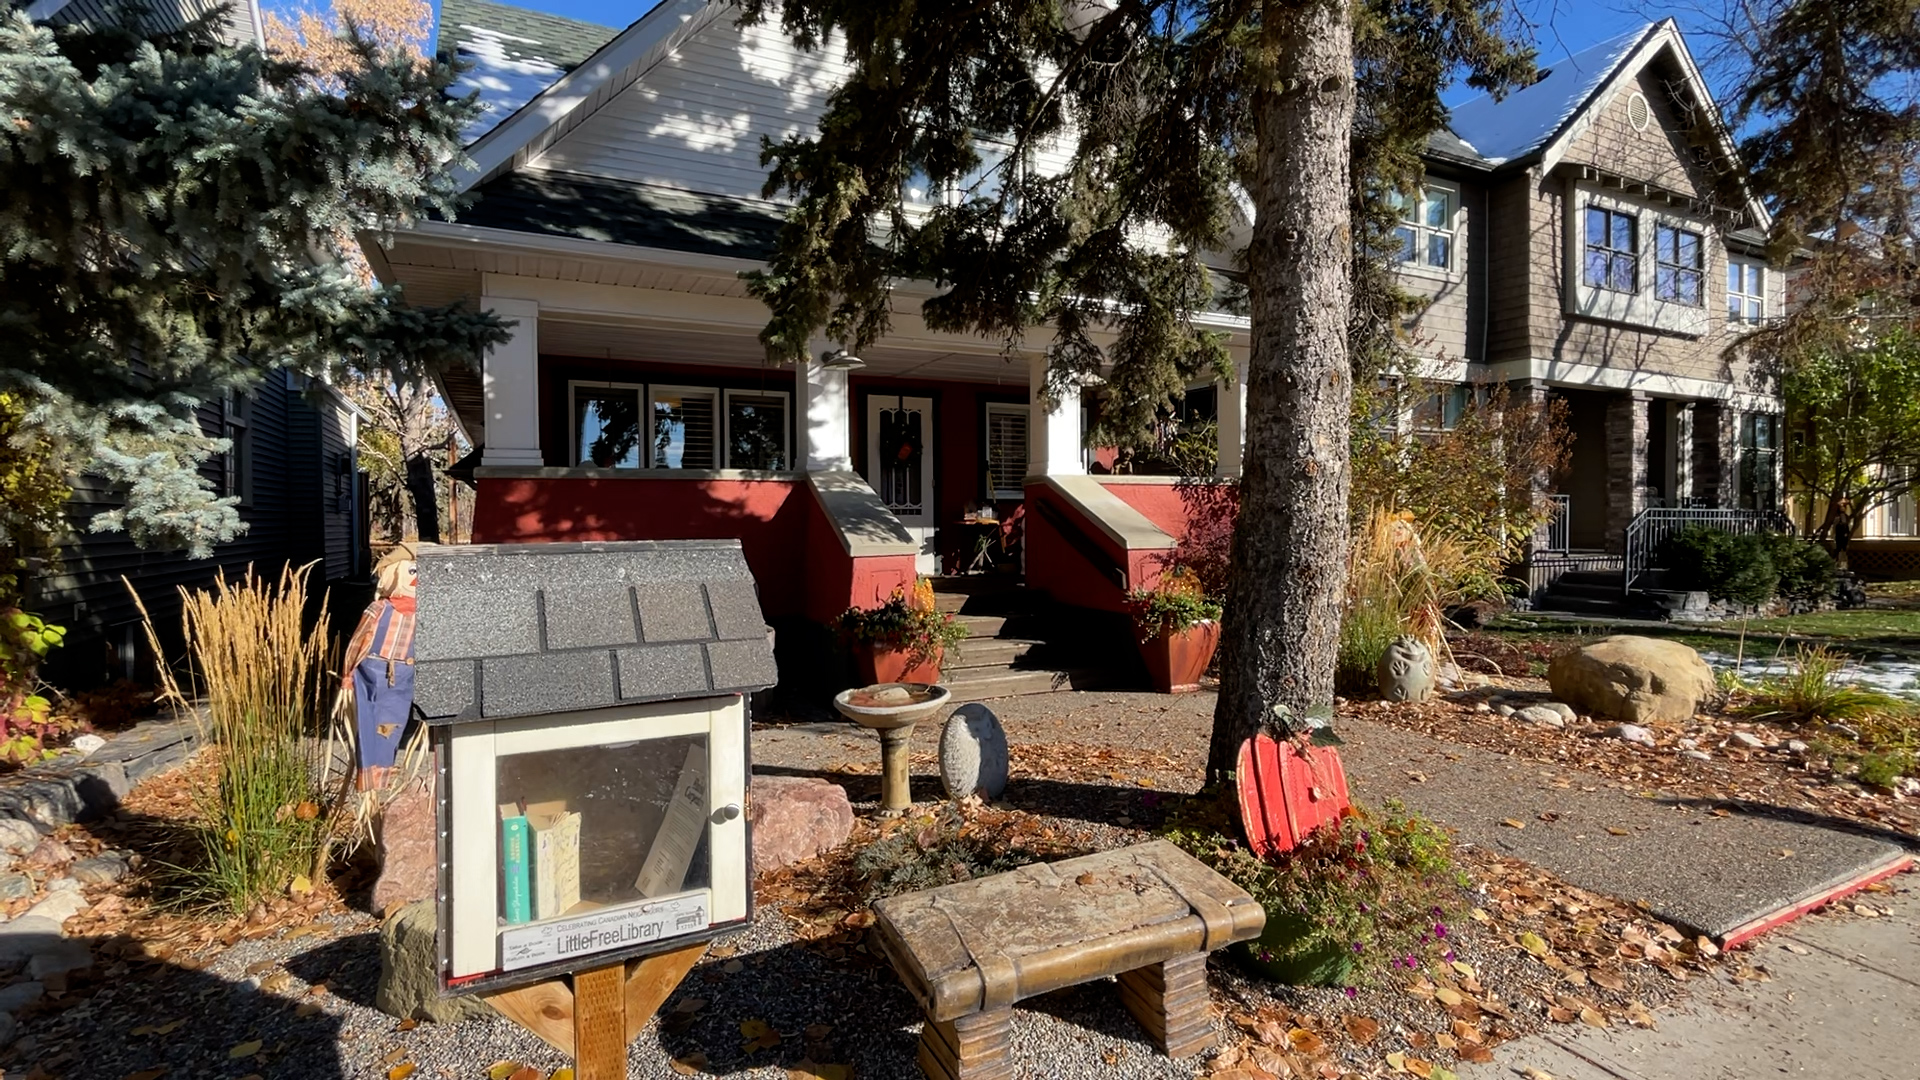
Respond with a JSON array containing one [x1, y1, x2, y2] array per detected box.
[[799, 496, 918, 624], [1021, 482, 1171, 613], [1102, 480, 1239, 578], [470, 476, 811, 617]]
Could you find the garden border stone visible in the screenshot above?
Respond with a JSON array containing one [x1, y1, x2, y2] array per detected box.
[[0, 713, 199, 833]]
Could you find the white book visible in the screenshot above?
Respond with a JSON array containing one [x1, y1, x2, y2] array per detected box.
[[635, 743, 708, 898]]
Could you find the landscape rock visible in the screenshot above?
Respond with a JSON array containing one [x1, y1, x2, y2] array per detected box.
[[1542, 702, 1578, 723], [0, 1012, 13, 1048], [372, 776, 436, 916], [68, 853, 128, 886], [375, 901, 491, 1023], [1514, 705, 1566, 728], [0, 874, 31, 902], [26, 939, 91, 991], [1678, 738, 1699, 750], [940, 704, 1010, 801], [0, 980, 42, 1013], [23, 889, 87, 926], [1683, 750, 1713, 762], [1547, 635, 1716, 726], [45, 877, 78, 894], [68, 734, 106, 758], [0, 820, 39, 857], [22, 838, 71, 869], [749, 775, 854, 874], [1473, 701, 1492, 713], [1494, 703, 1516, 718], [1376, 637, 1437, 703], [1729, 731, 1765, 749], [1606, 723, 1657, 749], [1788, 739, 1810, 754]]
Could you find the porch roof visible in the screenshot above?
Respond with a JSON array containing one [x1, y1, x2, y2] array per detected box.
[[456, 170, 785, 261]]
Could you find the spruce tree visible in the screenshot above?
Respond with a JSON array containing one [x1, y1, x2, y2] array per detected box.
[[738, 0, 1531, 776], [0, 2, 504, 556]]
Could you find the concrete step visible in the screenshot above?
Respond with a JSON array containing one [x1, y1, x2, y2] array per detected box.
[[1534, 595, 1641, 618], [942, 667, 1114, 702], [954, 613, 1010, 638], [1553, 569, 1626, 587], [1546, 579, 1628, 601], [946, 638, 1038, 669]]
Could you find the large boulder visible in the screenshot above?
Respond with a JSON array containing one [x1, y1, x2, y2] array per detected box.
[[749, 776, 853, 874], [375, 900, 492, 1023], [372, 776, 437, 917], [1547, 635, 1716, 726]]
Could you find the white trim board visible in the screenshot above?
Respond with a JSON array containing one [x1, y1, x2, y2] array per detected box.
[[1486, 358, 1779, 410]]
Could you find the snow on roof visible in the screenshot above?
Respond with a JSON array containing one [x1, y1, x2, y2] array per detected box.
[[439, 0, 619, 144], [1445, 22, 1658, 166]]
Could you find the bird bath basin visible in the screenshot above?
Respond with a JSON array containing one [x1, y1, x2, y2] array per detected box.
[[833, 683, 952, 815]]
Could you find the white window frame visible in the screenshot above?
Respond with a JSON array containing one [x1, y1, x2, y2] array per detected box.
[[1392, 182, 1460, 277], [1565, 185, 1712, 337], [1653, 223, 1706, 308], [1727, 256, 1766, 324], [984, 402, 1030, 499], [567, 380, 646, 470], [720, 388, 791, 472], [647, 384, 720, 471]]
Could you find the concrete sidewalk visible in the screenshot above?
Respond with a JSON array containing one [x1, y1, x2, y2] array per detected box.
[[1458, 887, 1920, 1080]]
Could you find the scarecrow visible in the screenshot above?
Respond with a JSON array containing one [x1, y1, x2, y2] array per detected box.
[[343, 542, 420, 790]]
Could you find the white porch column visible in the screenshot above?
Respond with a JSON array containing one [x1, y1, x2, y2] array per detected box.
[[1029, 353, 1084, 477], [1215, 370, 1247, 479], [480, 296, 542, 467], [798, 335, 852, 472]]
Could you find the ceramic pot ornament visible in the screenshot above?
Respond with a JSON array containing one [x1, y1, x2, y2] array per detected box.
[[1376, 636, 1436, 703]]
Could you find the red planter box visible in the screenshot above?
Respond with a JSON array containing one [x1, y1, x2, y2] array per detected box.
[[851, 643, 943, 685], [1138, 620, 1220, 693]]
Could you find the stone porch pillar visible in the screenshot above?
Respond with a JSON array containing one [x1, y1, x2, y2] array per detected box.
[[798, 335, 853, 472], [1214, 370, 1247, 479], [1670, 401, 1695, 505], [1603, 390, 1650, 553], [1691, 400, 1738, 509], [1029, 353, 1085, 477], [480, 297, 542, 468]]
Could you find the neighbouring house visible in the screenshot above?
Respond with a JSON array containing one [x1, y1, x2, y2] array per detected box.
[[25, 0, 372, 688], [369, 4, 1790, 694]]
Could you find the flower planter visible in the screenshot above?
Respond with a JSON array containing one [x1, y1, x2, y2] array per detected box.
[[1138, 620, 1220, 693], [852, 643, 943, 686], [1235, 910, 1354, 986]]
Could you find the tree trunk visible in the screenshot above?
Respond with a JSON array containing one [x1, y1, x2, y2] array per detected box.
[[404, 452, 441, 544], [1208, 0, 1356, 782]]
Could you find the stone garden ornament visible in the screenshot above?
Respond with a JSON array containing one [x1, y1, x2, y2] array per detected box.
[[940, 703, 1009, 801], [1376, 636, 1437, 703], [342, 542, 421, 791]]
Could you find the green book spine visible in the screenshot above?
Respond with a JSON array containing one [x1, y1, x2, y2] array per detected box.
[[501, 814, 532, 925]]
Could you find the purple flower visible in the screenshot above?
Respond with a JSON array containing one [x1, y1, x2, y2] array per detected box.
[[1443, 949, 1455, 962], [1434, 923, 1448, 939], [1344, 987, 1358, 998], [1352, 941, 1365, 953]]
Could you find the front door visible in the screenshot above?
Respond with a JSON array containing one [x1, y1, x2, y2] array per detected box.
[[867, 395, 937, 574]]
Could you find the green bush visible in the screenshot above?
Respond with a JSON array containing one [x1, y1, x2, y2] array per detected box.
[[1763, 533, 1836, 602], [1336, 601, 1399, 696], [1662, 525, 1777, 605]]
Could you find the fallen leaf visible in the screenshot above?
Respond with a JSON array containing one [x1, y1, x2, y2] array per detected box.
[[1696, 936, 1721, 958], [387, 1065, 416, 1080], [1578, 1007, 1608, 1028], [396, 1018, 418, 1032], [550, 1070, 574, 1080], [740, 1018, 782, 1053], [1520, 1069, 1557, 1080], [130, 1020, 185, 1037], [1781, 942, 1812, 955], [1449, 960, 1476, 979], [840, 911, 874, 930], [1459, 1045, 1494, 1064], [1605, 827, 1631, 836], [228, 1041, 262, 1060], [1519, 932, 1550, 958], [1386, 1051, 1408, 1073], [289, 874, 313, 896], [1286, 1027, 1325, 1055], [380, 1047, 407, 1066], [486, 1063, 522, 1080], [259, 971, 293, 994], [1405, 1057, 1434, 1078], [1343, 1015, 1381, 1044], [668, 1053, 708, 1076], [722, 959, 745, 974], [294, 1001, 324, 1018], [1500, 818, 1527, 829], [805, 1023, 834, 1040], [1076, 872, 1097, 885], [1434, 987, 1464, 1007], [505, 1070, 540, 1080], [1547, 1006, 1576, 1023], [671, 997, 707, 1015], [786, 1063, 849, 1080]]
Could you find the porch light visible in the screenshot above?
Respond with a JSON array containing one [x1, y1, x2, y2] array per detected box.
[[820, 348, 867, 371]]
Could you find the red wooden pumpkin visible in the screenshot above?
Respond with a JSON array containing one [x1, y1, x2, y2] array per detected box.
[[1236, 734, 1353, 859]]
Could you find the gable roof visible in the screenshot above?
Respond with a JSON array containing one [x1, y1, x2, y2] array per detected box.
[[437, 0, 620, 144], [1446, 23, 1658, 167], [28, 0, 265, 48]]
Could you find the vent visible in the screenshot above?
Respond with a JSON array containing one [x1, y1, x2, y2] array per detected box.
[[1627, 92, 1652, 132]]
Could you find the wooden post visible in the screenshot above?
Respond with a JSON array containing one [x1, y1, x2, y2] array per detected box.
[[484, 941, 710, 1073]]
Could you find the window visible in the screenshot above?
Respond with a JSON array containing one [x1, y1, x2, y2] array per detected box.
[[648, 387, 717, 470], [1739, 413, 1779, 512], [1393, 186, 1456, 271], [571, 383, 644, 468], [1654, 225, 1704, 306], [984, 404, 1029, 499], [1728, 258, 1765, 323], [723, 390, 789, 471], [1411, 384, 1469, 434], [1583, 207, 1638, 292], [223, 390, 252, 505]]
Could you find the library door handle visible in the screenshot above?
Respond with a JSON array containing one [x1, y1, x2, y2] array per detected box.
[[713, 803, 742, 823]]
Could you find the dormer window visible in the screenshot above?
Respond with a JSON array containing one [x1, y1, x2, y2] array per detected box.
[[1654, 225, 1704, 306], [1728, 258, 1766, 323], [1393, 185, 1456, 271], [1582, 206, 1637, 293]]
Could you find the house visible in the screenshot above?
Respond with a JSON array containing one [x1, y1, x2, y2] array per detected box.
[[25, 0, 372, 688], [368, 4, 1790, 688]]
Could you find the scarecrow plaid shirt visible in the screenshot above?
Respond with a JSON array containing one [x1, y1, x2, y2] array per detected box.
[[342, 596, 416, 688]]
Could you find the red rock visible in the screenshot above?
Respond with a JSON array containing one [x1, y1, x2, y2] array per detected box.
[[750, 776, 853, 874], [372, 776, 436, 915]]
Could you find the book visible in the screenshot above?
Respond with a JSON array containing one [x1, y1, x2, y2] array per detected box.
[[525, 800, 582, 920], [634, 743, 709, 898], [499, 801, 532, 925]]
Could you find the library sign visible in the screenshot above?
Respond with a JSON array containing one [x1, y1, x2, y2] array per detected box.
[[411, 540, 778, 993]]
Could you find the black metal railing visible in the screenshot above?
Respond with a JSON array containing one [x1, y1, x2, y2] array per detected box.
[[1543, 494, 1571, 552], [1622, 505, 1795, 594]]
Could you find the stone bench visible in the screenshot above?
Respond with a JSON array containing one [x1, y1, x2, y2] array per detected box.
[[870, 839, 1265, 1080]]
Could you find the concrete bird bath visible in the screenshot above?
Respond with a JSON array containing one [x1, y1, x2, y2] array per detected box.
[[832, 683, 953, 816]]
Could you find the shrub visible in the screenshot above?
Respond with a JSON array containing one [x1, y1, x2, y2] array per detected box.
[[1737, 645, 1913, 726], [833, 580, 967, 666], [1763, 533, 1836, 603], [853, 804, 1045, 900], [1165, 788, 1465, 984], [1662, 525, 1776, 605], [0, 610, 72, 763], [142, 565, 343, 914], [1127, 566, 1222, 642]]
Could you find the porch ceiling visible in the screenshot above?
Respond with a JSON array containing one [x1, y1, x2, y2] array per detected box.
[[541, 319, 1035, 386]]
